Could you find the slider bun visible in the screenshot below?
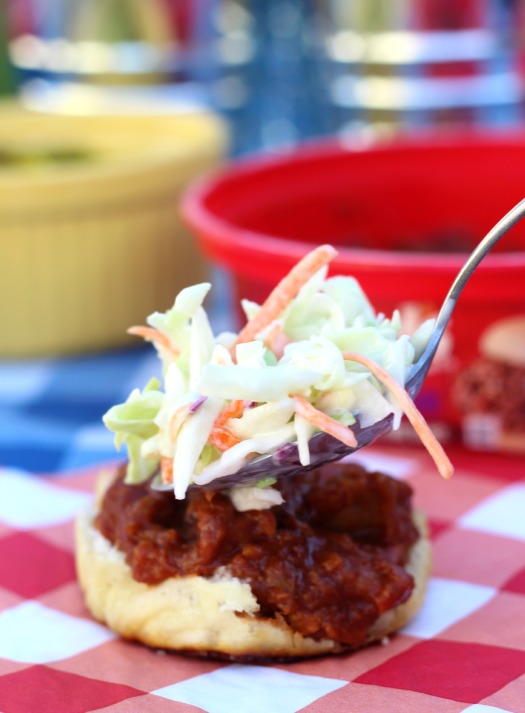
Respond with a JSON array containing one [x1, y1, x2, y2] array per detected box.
[[75, 498, 431, 661], [479, 316, 525, 368]]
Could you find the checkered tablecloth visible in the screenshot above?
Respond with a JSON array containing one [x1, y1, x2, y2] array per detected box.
[[1, 439, 524, 713], [0, 346, 161, 475]]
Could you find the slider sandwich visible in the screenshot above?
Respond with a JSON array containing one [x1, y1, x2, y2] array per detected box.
[[76, 246, 452, 659]]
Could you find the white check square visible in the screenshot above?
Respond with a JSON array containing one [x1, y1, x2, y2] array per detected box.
[[401, 577, 496, 639], [0, 601, 115, 663], [152, 664, 347, 713], [459, 484, 525, 541], [0, 469, 92, 528]]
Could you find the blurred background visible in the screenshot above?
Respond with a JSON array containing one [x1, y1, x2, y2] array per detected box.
[[4, 0, 525, 151], [1, 0, 525, 472]]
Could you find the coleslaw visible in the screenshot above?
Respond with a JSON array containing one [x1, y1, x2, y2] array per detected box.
[[103, 245, 452, 506]]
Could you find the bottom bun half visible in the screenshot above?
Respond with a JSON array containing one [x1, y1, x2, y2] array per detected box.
[[75, 505, 431, 661]]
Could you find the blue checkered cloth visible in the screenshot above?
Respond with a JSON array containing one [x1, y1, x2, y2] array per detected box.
[[0, 346, 163, 475]]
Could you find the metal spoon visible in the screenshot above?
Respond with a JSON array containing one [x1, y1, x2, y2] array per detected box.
[[405, 197, 525, 398], [157, 198, 525, 492]]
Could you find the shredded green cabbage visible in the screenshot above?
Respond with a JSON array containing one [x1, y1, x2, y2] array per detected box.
[[103, 269, 432, 499]]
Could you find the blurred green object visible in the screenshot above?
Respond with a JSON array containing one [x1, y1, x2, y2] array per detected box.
[[0, 1, 15, 96], [70, 0, 173, 46]]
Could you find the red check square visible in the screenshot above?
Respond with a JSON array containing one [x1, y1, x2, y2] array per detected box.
[[502, 567, 525, 596], [412, 470, 504, 522], [52, 638, 220, 690], [355, 640, 525, 703], [427, 518, 452, 540], [431, 528, 525, 587], [0, 533, 75, 598], [0, 666, 144, 713]]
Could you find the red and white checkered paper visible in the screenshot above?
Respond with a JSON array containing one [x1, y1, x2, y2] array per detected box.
[[1, 445, 524, 713]]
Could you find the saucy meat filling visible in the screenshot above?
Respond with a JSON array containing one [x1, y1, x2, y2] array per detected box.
[[96, 463, 419, 647]]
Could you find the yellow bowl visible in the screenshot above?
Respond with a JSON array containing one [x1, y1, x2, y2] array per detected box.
[[0, 105, 227, 357]]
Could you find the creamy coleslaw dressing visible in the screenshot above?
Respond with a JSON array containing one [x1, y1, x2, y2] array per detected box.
[[103, 248, 441, 506]]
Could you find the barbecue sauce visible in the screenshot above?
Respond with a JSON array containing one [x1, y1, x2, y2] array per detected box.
[[96, 463, 419, 647]]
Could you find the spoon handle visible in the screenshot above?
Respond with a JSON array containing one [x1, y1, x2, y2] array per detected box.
[[406, 197, 525, 396]]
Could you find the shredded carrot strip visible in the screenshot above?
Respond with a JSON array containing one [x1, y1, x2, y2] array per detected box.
[[214, 399, 246, 429], [208, 426, 240, 452], [128, 326, 179, 357], [206, 400, 245, 452], [160, 457, 173, 484], [231, 245, 338, 356], [342, 351, 454, 480], [294, 395, 358, 448], [263, 321, 289, 359]]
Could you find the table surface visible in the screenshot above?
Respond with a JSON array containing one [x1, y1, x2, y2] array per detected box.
[[1, 347, 525, 713]]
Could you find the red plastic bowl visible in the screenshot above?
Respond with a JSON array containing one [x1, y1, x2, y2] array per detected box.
[[181, 133, 525, 451]]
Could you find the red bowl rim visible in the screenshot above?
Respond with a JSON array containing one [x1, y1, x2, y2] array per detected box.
[[181, 132, 525, 274]]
